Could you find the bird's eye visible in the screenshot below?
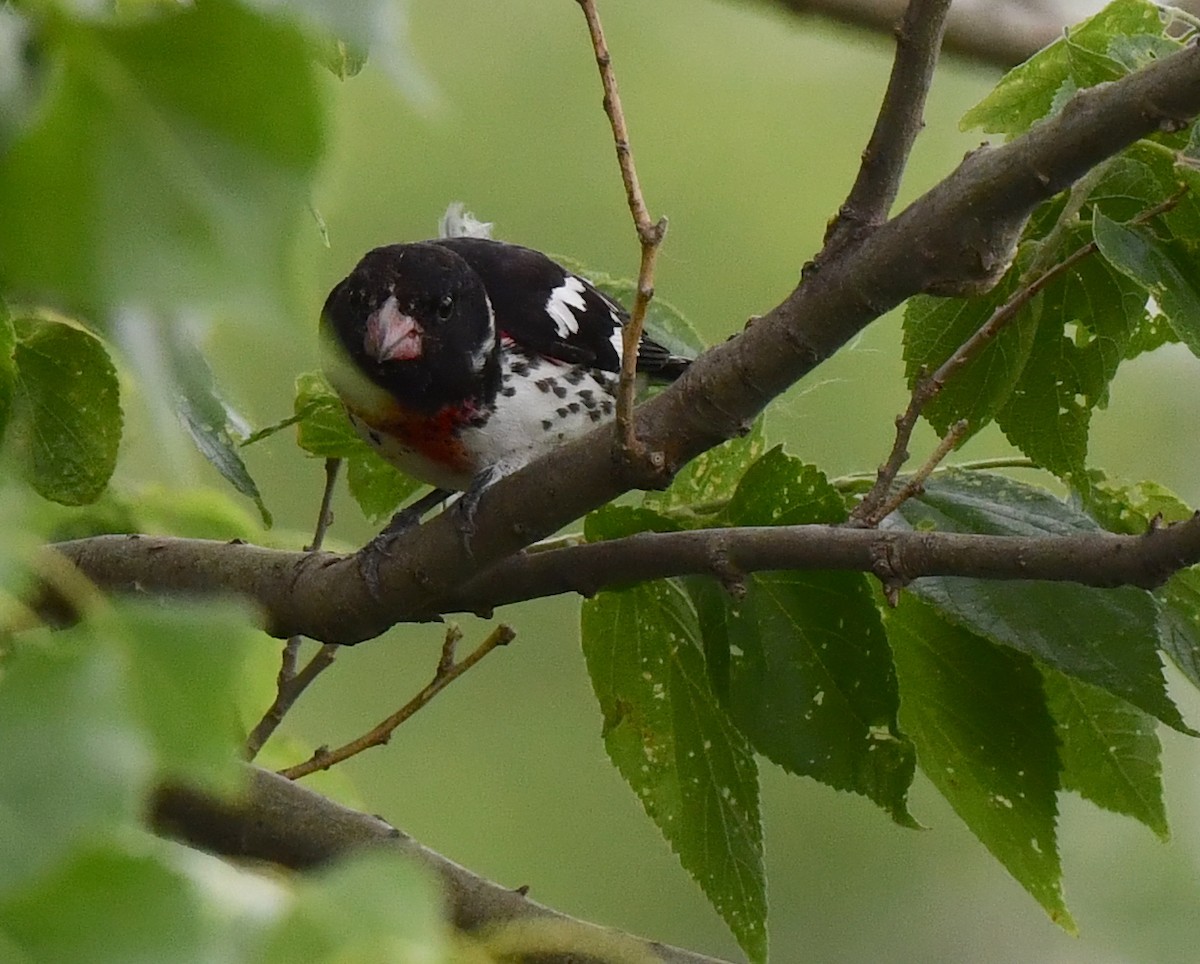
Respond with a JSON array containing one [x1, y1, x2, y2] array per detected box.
[[436, 294, 454, 320]]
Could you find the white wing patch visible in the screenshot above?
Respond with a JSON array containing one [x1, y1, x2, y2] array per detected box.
[[545, 275, 588, 338], [609, 324, 625, 361]]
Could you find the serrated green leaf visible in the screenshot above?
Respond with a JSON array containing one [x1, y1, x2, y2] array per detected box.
[[895, 472, 1190, 732], [1093, 211, 1200, 357], [715, 449, 917, 824], [9, 315, 121, 505], [346, 451, 421, 524], [1158, 571, 1200, 691], [901, 271, 1036, 438], [168, 325, 271, 527], [0, 638, 150, 899], [1042, 668, 1166, 839], [0, 848, 211, 964], [887, 595, 1073, 930], [1077, 474, 1200, 689], [582, 507, 767, 963], [0, 0, 324, 314], [645, 418, 766, 514], [960, 0, 1165, 135], [995, 236, 1147, 481], [294, 371, 364, 459]]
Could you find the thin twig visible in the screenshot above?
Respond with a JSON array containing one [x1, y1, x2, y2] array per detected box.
[[279, 623, 515, 779], [575, 0, 667, 456], [245, 643, 339, 760], [822, 0, 953, 255], [245, 458, 345, 760], [851, 187, 1189, 525], [866, 418, 968, 524], [307, 457, 342, 553]]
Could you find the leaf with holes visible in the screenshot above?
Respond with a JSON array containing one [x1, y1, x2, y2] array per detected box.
[[887, 595, 1073, 929], [582, 505, 767, 963], [1093, 212, 1200, 358], [995, 235, 1147, 483], [1042, 668, 1166, 838], [712, 448, 917, 824], [902, 268, 1036, 439]]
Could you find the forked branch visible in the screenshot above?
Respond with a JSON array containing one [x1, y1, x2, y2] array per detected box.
[[278, 623, 514, 779], [576, 0, 669, 463]]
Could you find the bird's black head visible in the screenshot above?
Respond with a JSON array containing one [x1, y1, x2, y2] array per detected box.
[[321, 242, 500, 412]]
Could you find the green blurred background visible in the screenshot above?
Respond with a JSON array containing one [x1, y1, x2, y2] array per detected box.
[[115, 0, 1200, 960]]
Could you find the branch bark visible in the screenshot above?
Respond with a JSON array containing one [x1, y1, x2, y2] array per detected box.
[[765, 0, 1070, 68], [822, 0, 952, 251], [151, 767, 731, 964], [48, 511, 1200, 640], [36, 42, 1200, 643]]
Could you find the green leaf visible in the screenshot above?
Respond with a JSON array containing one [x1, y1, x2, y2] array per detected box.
[[0, 0, 324, 314], [294, 371, 366, 459], [94, 599, 256, 792], [346, 453, 421, 524], [1042, 669, 1167, 839], [9, 315, 121, 505], [960, 0, 1166, 135], [167, 325, 272, 527], [1093, 211, 1200, 357], [582, 508, 767, 963], [995, 237, 1147, 481], [0, 638, 150, 899], [1076, 473, 1200, 689], [709, 449, 917, 823], [645, 418, 766, 514], [887, 595, 1073, 930], [0, 305, 15, 442], [1159, 571, 1200, 692], [896, 471, 1189, 731], [901, 269, 1037, 438], [293, 371, 422, 522], [0, 848, 210, 964]]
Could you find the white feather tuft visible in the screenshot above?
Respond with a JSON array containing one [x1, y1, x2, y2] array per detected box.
[[439, 202, 494, 239]]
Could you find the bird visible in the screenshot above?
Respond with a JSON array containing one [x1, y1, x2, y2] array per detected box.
[[320, 236, 692, 568]]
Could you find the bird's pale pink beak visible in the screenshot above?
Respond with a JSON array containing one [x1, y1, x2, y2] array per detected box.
[[365, 296, 423, 362]]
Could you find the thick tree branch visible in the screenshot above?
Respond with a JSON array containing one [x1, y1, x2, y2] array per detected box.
[[823, 0, 952, 251], [49, 511, 1200, 637], [151, 767, 730, 964], [29, 45, 1200, 644], [764, 0, 1068, 68]]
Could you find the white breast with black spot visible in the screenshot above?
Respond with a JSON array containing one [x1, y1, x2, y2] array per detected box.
[[456, 346, 619, 480]]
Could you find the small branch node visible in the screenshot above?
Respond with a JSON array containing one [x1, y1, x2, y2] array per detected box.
[[278, 624, 513, 780]]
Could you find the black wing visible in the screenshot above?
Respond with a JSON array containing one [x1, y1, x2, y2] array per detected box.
[[434, 237, 688, 379]]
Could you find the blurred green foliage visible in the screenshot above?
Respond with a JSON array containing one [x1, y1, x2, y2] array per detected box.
[[3, 0, 1200, 962]]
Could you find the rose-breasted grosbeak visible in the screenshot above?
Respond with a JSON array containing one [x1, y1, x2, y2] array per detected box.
[[320, 237, 691, 550]]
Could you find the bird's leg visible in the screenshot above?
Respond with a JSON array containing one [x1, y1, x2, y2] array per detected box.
[[357, 486, 454, 594], [454, 466, 501, 555]]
